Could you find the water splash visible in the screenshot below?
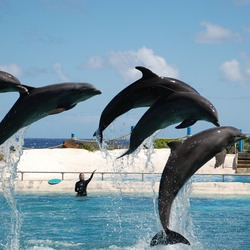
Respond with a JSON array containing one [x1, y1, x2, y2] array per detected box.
[[0, 128, 27, 250], [98, 129, 201, 248], [168, 179, 202, 249], [143, 133, 160, 229]]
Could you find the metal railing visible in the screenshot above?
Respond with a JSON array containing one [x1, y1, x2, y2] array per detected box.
[[17, 171, 250, 182]]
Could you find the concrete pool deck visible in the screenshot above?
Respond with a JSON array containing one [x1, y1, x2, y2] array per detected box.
[[1, 148, 250, 194]]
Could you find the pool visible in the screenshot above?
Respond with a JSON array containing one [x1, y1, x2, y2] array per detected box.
[[0, 192, 249, 250]]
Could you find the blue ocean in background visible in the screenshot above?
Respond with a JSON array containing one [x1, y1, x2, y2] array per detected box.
[[24, 138, 68, 149], [23, 138, 130, 149], [0, 138, 249, 249]]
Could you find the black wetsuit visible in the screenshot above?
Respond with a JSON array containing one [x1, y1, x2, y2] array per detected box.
[[75, 172, 95, 196]]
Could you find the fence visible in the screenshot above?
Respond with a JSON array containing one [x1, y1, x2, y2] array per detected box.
[[17, 171, 250, 183]]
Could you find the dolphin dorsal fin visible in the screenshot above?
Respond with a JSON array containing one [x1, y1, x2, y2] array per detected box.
[[135, 66, 158, 80], [167, 140, 183, 152]]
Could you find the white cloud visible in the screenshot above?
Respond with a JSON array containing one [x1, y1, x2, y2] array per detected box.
[[84, 56, 104, 69], [107, 47, 179, 82], [0, 63, 23, 77], [220, 59, 243, 81], [195, 22, 242, 44], [220, 58, 250, 86], [53, 63, 70, 82]]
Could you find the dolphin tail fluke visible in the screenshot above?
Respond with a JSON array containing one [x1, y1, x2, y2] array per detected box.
[[150, 230, 190, 246]]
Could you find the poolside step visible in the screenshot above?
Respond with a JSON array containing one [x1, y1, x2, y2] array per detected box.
[[236, 152, 250, 173]]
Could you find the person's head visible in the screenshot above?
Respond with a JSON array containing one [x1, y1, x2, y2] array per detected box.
[[79, 172, 85, 180]]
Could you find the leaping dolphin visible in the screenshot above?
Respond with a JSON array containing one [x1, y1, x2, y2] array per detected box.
[[0, 70, 29, 94], [118, 92, 220, 158], [93, 66, 199, 144], [150, 126, 246, 246], [0, 82, 101, 145]]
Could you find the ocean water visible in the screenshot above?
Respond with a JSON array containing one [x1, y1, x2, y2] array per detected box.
[[0, 137, 250, 249], [23, 138, 129, 149], [23, 138, 67, 149]]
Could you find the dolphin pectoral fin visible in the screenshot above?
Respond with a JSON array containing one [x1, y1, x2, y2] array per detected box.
[[150, 230, 190, 246], [48, 108, 67, 115], [49, 103, 77, 115], [175, 119, 197, 129], [62, 103, 77, 111]]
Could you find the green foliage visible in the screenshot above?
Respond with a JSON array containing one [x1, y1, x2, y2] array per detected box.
[[244, 137, 250, 151], [228, 137, 250, 152], [78, 143, 97, 152], [153, 138, 181, 149]]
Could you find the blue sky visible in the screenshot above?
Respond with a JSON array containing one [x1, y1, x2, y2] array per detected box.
[[0, 0, 250, 140]]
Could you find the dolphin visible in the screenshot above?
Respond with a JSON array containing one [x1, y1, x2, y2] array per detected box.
[[0, 82, 101, 145], [93, 66, 199, 144], [0, 70, 29, 94], [150, 126, 246, 246], [214, 148, 227, 168], [118, 92, 220, 158]]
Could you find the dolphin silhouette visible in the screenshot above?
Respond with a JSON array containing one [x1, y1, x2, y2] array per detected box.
[[93, 66, 199, 144], [118, 92, 220, 158], [0, 70, 29, 94], [0, 82, 101, 145], [150, 126, 246, 246]]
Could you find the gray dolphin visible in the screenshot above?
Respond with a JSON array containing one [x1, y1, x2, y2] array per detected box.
[[118, 92, 220, 158], [150, 126, 246, 246], [0, 82, 101, 145], [214, 148, 227, 168], [0, 70, 29, 93], [93, 66, 199, 144]]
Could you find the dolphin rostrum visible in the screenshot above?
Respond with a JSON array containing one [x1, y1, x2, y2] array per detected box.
[[0, 82, 101, 145], [93, 66, 199, 144], [0, 70, 29, 94], [118, 92, 220, 158], [150, 126, 246, 246]]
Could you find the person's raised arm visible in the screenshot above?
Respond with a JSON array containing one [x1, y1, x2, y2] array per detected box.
[[89, 169, 96, 181]]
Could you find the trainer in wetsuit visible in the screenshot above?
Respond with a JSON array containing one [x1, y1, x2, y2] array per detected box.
[[75, 170, 96, 196]]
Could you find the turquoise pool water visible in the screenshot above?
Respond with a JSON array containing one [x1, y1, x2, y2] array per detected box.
[[0, 192, 249, 250]]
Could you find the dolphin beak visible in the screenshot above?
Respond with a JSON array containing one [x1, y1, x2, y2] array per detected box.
[[214, 120, 220, 127], [95, 90, 102, 95]]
